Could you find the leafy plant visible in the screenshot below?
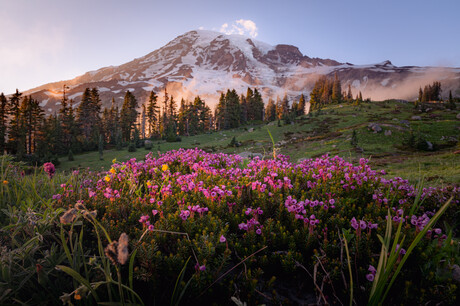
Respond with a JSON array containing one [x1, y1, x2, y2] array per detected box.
[[368, 197, 452, 305]]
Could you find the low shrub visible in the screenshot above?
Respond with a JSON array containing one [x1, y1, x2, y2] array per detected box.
[[1, 151, 459, 305]]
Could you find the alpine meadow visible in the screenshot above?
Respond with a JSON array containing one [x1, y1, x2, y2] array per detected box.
[[1, 1, 459, 305]]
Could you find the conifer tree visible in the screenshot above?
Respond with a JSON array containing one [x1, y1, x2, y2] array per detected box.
[[165, 95, 178, 140], [159, 89, 169, 138], [226, 89, 240, 128], [252, 88, 264, 121], [146, 91, 159, 138], [178, 98, 187, 136], [331, 73, 342, 103], [215, 93, 226, 130], [140, 104, 146, 139], [265, 98, 276, 122], [240, 94, 248, 125], [274, 96, 282, 119], [7, 89, 22, 154], [20, 96, 43, 155], [89, 88, 102, 146], [246, 88, 254, 121], [281, 94, 290, 119], [120, 90, 139, 142], [297, 94, 306, 116], [76, 88, 93, 147], [347, 84, 353, 102], [291, 100, 299, 117], [59, 92, 76, 153], [0, 93, 8, 153]]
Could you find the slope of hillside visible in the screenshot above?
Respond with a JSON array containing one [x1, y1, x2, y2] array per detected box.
[[58, 100, 460, 185]]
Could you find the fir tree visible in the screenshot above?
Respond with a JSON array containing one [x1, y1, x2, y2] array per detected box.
[[215, 93, 226, 130], [275, 96, 283, 119], [297, 94, 306, 116], [347, 84, 353, 102], [331, 72, 342, 103], [160, 88, 169, 137], [120, 90, 138, 142], [20, 96, 43, 155], [164, 95, 178, 140], [7, 89, 22, 154], [146, 91, 159, 138], [246, 88, 254, 121], [281, 94, 290, 121], [178, 98, 187, 136], [252, 88, 264, 121], [265, 98, 276, 122], [140, 104, 146, 139], [0, 93, 8, 153], [76, 88, 93, 147], [240, 95, 248, 125], [226, 89, 240, 128]]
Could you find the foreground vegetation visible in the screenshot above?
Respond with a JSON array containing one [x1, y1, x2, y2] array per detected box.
[[1, 148, 459, 304]]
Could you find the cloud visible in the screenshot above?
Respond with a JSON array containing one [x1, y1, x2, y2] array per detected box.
[[220, 19, 258, 38]]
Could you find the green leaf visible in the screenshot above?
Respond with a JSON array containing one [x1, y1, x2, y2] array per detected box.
[[56, 265, 100, 302]]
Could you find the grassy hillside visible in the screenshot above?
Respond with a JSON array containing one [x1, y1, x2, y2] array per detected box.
[[58, 100, 460, 185]]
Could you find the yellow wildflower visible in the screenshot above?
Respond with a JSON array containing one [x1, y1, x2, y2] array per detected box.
[[162, 164, 169, 171], [146, 181, 152, 187], [112, 158, 117, 163], [2, 180, 8, 185], [109, 168, 116, 174], [104, 175, 111, 182], [74, 293, 81, 300]]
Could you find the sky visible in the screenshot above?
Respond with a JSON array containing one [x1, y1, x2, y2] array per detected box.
[[1, 0, 459, 94]]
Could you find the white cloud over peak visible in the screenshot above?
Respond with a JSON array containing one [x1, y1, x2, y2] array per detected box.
[[220, 19, 258, 38]]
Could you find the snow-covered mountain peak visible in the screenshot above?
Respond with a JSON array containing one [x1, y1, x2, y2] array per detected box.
[[22, 30, 460, 114]]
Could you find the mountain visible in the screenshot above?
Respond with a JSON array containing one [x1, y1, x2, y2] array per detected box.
[[23, 30, 460, 113]]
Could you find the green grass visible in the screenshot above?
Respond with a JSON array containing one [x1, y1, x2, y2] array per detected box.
[[58, 100, 460, 185]]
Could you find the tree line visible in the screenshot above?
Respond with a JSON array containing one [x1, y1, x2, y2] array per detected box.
[[0, 86, 308, 164]]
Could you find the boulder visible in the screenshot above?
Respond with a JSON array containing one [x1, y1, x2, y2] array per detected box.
[[384, 130, 392, 136], [400, 119, 410, 125], [452, 265, 460, 283], [368, 123, 382, 133], [426, 141, 433, 151], [248, 128, 254, 132], [238, 152, 263, 159], [456, 113, 460, 120], [411, 115, 422, 120]]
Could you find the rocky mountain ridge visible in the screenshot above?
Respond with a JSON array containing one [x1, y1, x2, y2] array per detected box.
[[22, 30, 460, 113]]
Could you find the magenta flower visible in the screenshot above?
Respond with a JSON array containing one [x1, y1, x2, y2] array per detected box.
[[43, 162, 55, 179], [350, 217, 359, 230], [139, 215, 149, 223], [359, 220, 367, 230], [219, 235, 226, 243], [366, 273, 375, 282], [368, 265, 376, 274]]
